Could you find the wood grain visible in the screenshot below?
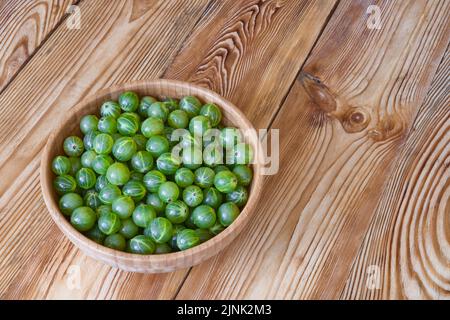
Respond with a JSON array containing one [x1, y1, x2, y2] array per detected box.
[[0, 0, 211, 299], [165, 0, 338, 126], [176, 0, 450, 299], [0, 0, 209, 196], [341, 49, 449, 300], [0, 0, 337, 299], [0, 0, 76, 91]]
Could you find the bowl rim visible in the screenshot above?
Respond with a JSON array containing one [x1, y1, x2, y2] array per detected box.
[[40, 79, 264, 268]]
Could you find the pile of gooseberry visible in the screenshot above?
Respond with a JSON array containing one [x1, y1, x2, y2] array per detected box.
[[52, 92, 253, 254]]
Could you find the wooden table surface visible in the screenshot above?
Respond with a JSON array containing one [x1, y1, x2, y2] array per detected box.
[[0, 0, 448, 300]]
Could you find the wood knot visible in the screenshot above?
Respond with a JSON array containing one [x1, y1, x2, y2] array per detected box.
[[339, 107, 371, 133], [368, 116, 403, 141], [299, 72, 336, 113]]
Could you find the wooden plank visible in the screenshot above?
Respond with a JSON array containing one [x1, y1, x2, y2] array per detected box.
[[0, 0, 338, 299], [0, 0, 76, 91], [176, 0, 450, 299], [164, 0, 338, 126], [0, 0, 211, 299], [341, 49, 449, 300]]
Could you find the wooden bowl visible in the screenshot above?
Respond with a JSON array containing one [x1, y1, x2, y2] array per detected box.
[[40, 79, 263, 273]]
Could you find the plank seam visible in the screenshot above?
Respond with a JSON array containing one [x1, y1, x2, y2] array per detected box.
[[337, 40, 450, 300], [173, 0, 342, 299], [161, 0, 215, 80], [264, 0, 341, 131], [0, 0, 83, 98]]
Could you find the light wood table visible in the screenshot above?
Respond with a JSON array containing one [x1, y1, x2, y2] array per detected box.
[[0, 0, 448, 299]]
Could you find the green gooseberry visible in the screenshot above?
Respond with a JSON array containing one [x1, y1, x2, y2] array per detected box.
[[91, 154, 113, 175], [138, 96, 157, 117], [69, 157, 82, 176], [192, 205, 216, 229], [176, 229, 200, 251], [104, 233, 126, 251], [168, 109, 189, 129], [112, 136, 137, 162], [145, 193, 166, 215], [182, 185, 203, 207], [98, 116, 117, 134], [132, 204, 156, 228], [209, 221, 225, 235], [199, 103, 222, 127], [117, 112, 140, 136], [226, 185, 248, 207], [180, 133, 202, 149], [80, 150, 97, 168], [100, 101, 121, 118], [174, 167, 194, 188], [119, 91, 139, 112], [98, 211, 122, 235], [214, 170, 238, 193], [231, 143, 253, 165], [147, 102, 169, 121], [80, 115, 99, 134], [165, 200, 189, 224], [98, 184, 122, 204], [129, 235, 155, 254], [164, 127, 177, 147], [130, 151, 154, 173], [96, 204, 112, 217], [158, 181, 179, 203], [146, 135, 170, 158], [112, 133, 122, 141], [189, 115, 211, 136], [76, 167, 97, 190], [122, 180, 147, 202], [184, 208, 196, 229], [59, 192, 83, 216], [170, 224, 186, 250], [133, 134, 147, 151], [182, 147, 203, 170], [141, 117, 164, 138], [195, 228, 214, 243], [54, 174, 77, 194], [163, 97, 179, 112], [214, 165, 230, 174], [218, 202, 240, 226], [63, 136, 84, 157], [203, 145, 223, 167], [70, 206, 96, 231], [84, 189, 101, 209], [119, 218, 139, 239], [112, 196, 135, 219], [232, 165, 253, 186], [130, 171, 144, 181], [85, 224, 106, 244], [143, 170, 166, 192], [95, 175, 111, 191], [52, 156, 71, 175], [106, 162, 130, 185], [220, 127, 242, 148], [156, 152, 181, 175], [146, 217, 173, 244], [155, 243, 172, 254], [83, 130, 99, 151], [221, 127, 243, 150], [194, 167, 215, 188], [93, 133, 114, 155], [202, 187, 223, 209], [179, 96, 201, 118]]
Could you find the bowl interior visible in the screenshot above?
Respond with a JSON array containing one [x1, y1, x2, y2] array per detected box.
[[42, 80, 263, 273]]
